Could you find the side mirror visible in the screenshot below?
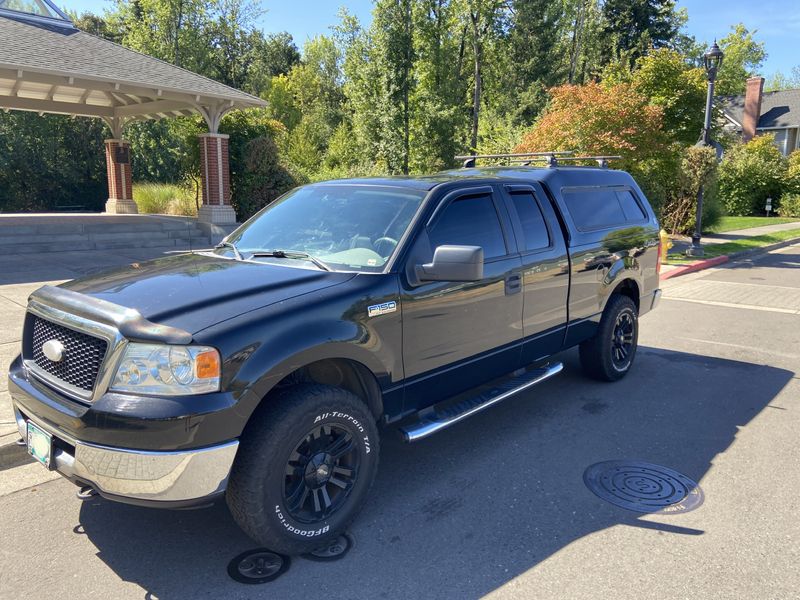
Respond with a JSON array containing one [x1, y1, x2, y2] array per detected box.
[[415, 245, 484, 282]]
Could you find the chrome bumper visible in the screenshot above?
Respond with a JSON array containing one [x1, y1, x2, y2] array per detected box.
[[15, 405, 238, 504]]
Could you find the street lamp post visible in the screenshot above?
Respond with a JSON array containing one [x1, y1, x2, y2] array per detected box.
[[687, 41, 724, 258]]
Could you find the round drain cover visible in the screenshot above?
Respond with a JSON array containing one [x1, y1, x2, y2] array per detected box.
[[584, 460, 704, 514], [227, 549, 289, 584], [303, 534, 353, 562]]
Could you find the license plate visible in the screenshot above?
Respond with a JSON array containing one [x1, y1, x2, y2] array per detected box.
[[27, 421, 52, 468]]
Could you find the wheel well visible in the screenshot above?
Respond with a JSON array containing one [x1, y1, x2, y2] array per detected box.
[[273, 358, 384, 421], [612, 279, 640, 311]]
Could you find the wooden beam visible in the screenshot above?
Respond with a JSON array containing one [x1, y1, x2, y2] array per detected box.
[[114, 99, 193, 118], [0, 96, 114, 118]]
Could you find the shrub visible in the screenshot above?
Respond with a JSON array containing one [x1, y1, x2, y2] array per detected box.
[[233, 135, 297, 221], [784, 150, 800, 194], [659, 145, 722, 234], [777, 194, 800, 218], [133, 183, 197, 216], [717, 135, 786, 215]]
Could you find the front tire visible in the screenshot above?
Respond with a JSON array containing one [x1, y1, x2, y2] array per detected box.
[[579, 294, 639, 382], [226, 384, 379, 555]]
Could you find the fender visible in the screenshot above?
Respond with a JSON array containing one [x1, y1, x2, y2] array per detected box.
[[194, 273, 404, 428]]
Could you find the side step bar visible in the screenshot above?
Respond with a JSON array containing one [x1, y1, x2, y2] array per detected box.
[[400, 362, 563, 443]]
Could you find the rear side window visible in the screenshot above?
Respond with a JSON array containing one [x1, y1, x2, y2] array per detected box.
[[429, 194, 507, 259], [510, 191, 550, 251], [617, 190, 646, 222], [563, 188, 646, 231]]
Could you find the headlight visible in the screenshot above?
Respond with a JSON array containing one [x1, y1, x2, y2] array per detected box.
[[110, 343, 220, 395]]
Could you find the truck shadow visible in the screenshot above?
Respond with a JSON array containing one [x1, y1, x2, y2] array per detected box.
[[76, 346, 794, 599]]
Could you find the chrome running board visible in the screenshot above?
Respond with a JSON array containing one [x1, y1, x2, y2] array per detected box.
[[400, 362, 563, 442]]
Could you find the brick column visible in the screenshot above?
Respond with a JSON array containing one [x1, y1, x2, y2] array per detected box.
[[104, 139, 137, 214], [198, 133, 237, 224]]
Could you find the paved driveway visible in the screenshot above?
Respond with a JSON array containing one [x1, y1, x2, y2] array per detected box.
[[1, 245, 798, 600]]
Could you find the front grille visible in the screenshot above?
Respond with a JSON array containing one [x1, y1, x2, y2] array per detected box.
[[30, 316, 108, 393]]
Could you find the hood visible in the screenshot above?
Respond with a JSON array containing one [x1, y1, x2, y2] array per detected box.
[[61, 252, 355, 334]]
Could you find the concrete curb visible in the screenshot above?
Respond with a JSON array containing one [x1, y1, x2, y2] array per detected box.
[[660, 235, 800, 281], [661, 256, 729, 280]]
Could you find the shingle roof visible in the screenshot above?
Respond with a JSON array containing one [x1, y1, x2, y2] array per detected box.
[[718, 89, 800, 129], [0, 14, 265, 119]]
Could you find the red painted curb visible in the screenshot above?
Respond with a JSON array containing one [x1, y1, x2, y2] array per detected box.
[[660, 255, 729, 280]]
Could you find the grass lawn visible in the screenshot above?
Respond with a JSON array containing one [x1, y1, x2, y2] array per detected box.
[[703, 216, 800, 233], [665, 227, 800, 265]]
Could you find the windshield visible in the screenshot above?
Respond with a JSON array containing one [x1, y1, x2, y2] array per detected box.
[[219, 184, 426, 272]]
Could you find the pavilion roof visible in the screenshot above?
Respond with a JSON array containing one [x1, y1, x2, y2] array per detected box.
[[0, 11, 266, 127]]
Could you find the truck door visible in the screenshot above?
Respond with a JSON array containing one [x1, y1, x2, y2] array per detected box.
[[500, 184, 570, 364], [400, 185, 524, 411]]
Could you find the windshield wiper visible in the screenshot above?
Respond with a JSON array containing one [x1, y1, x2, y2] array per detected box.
[[215, 240, 243, 261], [250, 250, 332, 272]]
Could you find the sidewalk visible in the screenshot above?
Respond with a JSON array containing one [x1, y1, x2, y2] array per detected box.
[[662, 220, 800, 279], [669, 221, 800, 254]]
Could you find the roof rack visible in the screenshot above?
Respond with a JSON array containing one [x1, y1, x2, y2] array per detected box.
[[455, 151, 573, 168], [509, 155, 623, 168], [455, 152, 621, 169]]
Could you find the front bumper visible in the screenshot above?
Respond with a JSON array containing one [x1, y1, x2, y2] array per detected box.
[[14, 403, 238, 506]]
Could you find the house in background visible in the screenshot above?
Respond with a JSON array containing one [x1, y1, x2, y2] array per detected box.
[[719, 77, 800, 156]]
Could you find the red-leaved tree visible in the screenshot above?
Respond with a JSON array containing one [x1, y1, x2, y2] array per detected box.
[[514, 82, 668, 164]]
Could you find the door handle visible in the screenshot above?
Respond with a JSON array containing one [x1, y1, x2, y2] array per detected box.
[[505, 273, 522, 295]]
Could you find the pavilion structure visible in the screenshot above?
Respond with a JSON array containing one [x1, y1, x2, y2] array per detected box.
[[0, 0, 267, 223]]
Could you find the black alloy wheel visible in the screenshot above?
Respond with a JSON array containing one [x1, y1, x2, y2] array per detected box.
[[227, 384, 379, 555], [579, 294, 639, 381], [611, 310, 635, 369], [284, 423, 360, 523]]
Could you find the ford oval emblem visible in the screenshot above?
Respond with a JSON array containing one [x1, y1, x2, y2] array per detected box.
[[42, 339, 65, 363]]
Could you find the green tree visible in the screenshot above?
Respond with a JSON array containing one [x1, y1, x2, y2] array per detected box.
[[506, 0, 566, 124], [600, 0, 683, 68], [409, 0, 468, 171], [623, 48, 707, 145], [464, 0, 507, 151], [564, 0, 604, 84], [714, 24, 767, 96], [764, 66, 800, 92]]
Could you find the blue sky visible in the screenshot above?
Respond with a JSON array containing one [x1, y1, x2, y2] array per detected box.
[[61, 0, 798, 78]]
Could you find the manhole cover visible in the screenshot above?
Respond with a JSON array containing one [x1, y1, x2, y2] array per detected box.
[[583, 460, 704, 514], [302, 533, 353, 562], [227, 549, 289, 584]]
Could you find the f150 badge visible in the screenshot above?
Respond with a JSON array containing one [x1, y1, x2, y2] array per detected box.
[[368, 301, 397, 317]]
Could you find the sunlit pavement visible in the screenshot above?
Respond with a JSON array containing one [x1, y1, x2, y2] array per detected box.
[[1, 244, 798, 600]]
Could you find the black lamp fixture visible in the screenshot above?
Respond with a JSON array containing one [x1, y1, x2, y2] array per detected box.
[[687, 40, 725, 258]]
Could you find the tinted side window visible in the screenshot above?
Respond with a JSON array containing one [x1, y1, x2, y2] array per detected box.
[[617, 190, 646, 222], [510, 192, 550, 251], [429, 194, 507, 259], [563, 189, 626, 231]]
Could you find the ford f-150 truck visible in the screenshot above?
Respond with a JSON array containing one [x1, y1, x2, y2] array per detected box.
[[9, 160, 662, 555]]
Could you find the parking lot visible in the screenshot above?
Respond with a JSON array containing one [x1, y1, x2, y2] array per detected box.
[[1, 245, 798, 600]]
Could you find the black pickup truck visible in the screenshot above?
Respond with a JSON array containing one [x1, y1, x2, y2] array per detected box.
[[9, 163, 662, 555]]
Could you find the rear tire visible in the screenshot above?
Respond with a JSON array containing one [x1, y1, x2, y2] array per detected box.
[[226, 384, 379, 555], [579, 294, 639, 382]]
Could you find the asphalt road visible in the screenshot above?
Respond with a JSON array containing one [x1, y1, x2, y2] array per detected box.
[[1, 244, 798, 600]]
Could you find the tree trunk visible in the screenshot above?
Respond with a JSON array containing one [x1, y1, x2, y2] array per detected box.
[[469, 11, 482, 152], [402, 0, 412, 174]]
